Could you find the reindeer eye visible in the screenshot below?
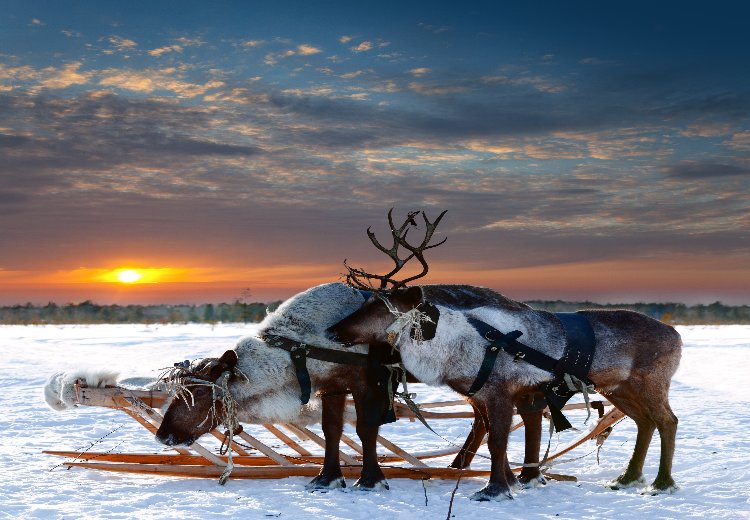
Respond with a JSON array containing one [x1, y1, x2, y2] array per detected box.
[[192, 387, 210, 398]]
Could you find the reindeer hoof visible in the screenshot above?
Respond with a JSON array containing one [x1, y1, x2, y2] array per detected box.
[[609, 474, 646, 490], [352, 478, 389, 491], [644, 477, 678, 495], [305, 475, 346, 491], [518, 474, 547, 489], [469, 483, 513, 501]]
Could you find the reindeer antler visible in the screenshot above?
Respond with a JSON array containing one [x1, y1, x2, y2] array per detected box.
[[344, 208, 447, 291]]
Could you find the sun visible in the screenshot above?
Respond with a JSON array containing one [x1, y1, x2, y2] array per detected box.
[[116, 269, 143, 284]]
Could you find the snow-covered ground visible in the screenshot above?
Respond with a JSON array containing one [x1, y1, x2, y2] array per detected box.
[[1, 324, 749, 519]]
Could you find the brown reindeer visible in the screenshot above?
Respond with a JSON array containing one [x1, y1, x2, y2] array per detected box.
[[329, 210, 682, 501]]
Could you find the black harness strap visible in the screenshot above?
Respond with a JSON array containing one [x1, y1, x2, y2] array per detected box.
[[553, 312, 596, 380], [465, 318, 526, 396], [263, 334, 370, 405], [466, 312, 597, 432], [543, 312, 597, 430], [264, 335, 370, 366]]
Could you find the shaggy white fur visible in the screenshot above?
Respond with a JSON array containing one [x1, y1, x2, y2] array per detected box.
[[227, 283, 368, 424], [44, 370, 119, 411], [259, 282, 367, 349]]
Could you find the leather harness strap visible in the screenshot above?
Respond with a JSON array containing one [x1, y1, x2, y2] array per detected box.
[[465, 312, 597, 432], [263, 334, 370, 405]]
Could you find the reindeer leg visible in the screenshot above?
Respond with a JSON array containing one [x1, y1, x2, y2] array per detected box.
[[306, 393, 347, 491], [449, 404, 487, 469], [606, 393, 654, 489], [649, 402, 678, 493], [469, 394, 515, 501], [517, 408, 546, 487], [351, 389, 388, 491]]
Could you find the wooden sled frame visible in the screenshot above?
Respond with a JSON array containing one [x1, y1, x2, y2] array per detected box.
[[45, 381, 625, 482]]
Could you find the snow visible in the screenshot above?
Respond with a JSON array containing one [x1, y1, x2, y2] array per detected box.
[[1, 324, 749, 519]]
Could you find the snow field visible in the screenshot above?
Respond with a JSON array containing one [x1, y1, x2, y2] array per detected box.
[[0, 324, 749, 519]]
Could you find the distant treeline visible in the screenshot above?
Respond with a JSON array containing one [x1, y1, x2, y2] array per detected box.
[[0, 299, 748, 325], [526, 300, 750, 325], [0, 300, 283, 325]]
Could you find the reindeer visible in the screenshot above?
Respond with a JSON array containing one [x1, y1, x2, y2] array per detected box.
[[153, 281, 494, 491], [329, 210, 682, 501]]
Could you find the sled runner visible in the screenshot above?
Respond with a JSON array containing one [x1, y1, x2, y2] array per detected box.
[[44, 381, 624, 482]]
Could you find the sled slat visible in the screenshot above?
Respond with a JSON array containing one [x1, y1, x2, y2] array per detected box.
[[339, 433, 365, 456], [44, 452, 285, 466], [44, 449, 463, 465], [263, 424, 312, 456], [62, 462, 492, 480], [235, 431, 293, 466], [283, 424, 358, 465], [376, 435, 428, 468]]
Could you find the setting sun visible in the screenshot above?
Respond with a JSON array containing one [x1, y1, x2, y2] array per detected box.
[[116, 269, 143, 284]]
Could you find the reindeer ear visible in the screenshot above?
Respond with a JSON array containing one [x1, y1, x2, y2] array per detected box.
[[414, 301, 440, 340], [219, 350, 238, 368], [399, 286, 424, 309]]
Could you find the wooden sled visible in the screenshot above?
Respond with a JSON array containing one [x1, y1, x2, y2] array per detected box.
[[45, 381, 625, 482]]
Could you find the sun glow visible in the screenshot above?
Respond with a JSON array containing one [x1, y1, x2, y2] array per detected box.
[[116, 269, 143, 283]]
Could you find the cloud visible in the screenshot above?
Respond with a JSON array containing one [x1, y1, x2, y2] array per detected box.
[[680, 123, 733, 138], [108, 36, 137, 51], [148, 45, 183, 56], [340, 70, 367, 79], [409, 68, 431, 77], [264, 44, 322, 64], [724, 131, 750, 151], [296, 44, 322, 56], [480, 74, 565, 94], [174, 37, 204, 47], [339, 35, 352, 44], [408, 82, 469, 96], [98, 68, 223, 98], [38, 62, 93, 89], [241, 39, 264, 48], [351, 41, 373, 52], [417, 23, 451, 34], [661, 162, 750, 179], [29, 18, 45, 26]]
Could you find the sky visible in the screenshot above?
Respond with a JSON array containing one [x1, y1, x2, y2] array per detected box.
[[1, 0, 749, 305]]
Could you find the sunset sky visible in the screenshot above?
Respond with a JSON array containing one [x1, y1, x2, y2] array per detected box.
[[1, 1, 748, 305]]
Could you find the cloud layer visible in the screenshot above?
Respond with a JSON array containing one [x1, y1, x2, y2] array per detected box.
[[1, 3, 748, 303]]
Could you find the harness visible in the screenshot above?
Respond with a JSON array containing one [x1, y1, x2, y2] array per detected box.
[[262, 334, 404, 427], [466, 312, 597, 432]]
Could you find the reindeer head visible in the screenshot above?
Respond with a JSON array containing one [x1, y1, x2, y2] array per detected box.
[[329, 285, 440, 346], [332, 209, 446, 347], [155, 350, 239, 447]]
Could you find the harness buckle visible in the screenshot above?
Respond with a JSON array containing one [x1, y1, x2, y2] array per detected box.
[[290, 344, 309, 358]]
